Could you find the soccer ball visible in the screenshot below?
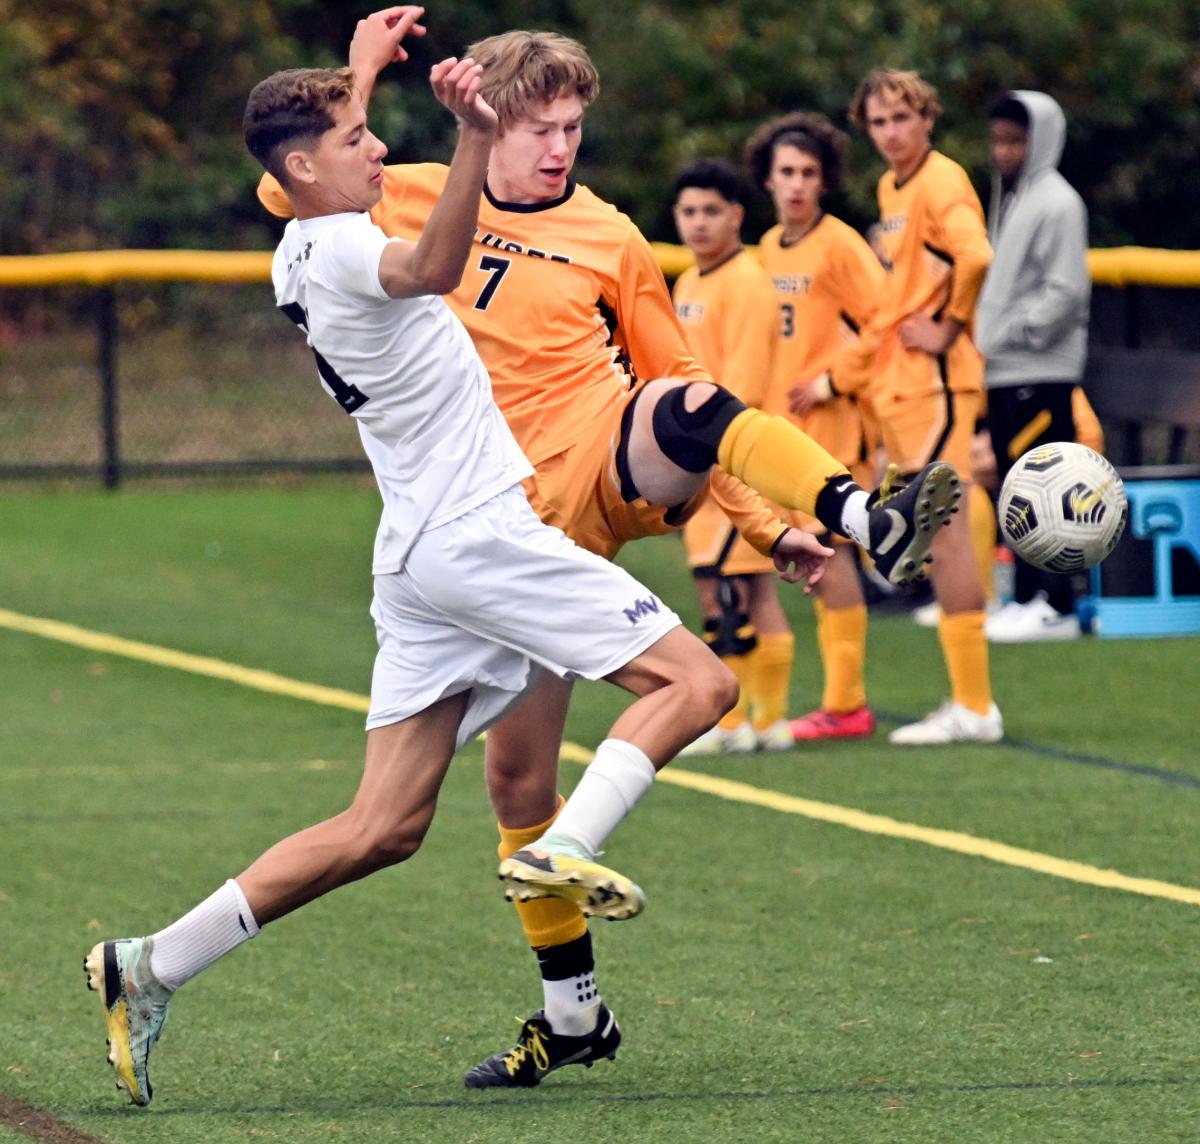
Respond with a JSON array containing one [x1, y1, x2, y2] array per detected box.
[[998, 442, 1128, 573]]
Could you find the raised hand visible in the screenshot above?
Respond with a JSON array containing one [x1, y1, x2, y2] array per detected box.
[[429, 57, 498, 133], [350, 7, 427, 91]]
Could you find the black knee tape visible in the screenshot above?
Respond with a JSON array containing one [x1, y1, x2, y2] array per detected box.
[[708, 575, 757, 657], [651, 385, 748, 472]]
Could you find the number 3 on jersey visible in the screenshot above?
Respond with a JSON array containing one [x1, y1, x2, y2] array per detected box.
[[473, 255, 511, 311]]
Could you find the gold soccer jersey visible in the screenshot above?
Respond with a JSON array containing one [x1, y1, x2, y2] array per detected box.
[[672, 249, 776, 407], [759, 215, 885, 468], [265, 164, 707, 465], [673, 249, 778, 574], [259, 167, 788, 559], [865, 150, 992, 401]]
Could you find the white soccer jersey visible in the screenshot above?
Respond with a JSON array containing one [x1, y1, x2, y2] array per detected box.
[[272, 212, 532, 572]]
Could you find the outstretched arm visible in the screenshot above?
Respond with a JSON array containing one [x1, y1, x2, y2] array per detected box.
[[377, 58, 497, 298], [350, 6, 427, 107]]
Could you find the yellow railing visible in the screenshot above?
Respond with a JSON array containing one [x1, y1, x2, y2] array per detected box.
[[2, 245, 1200, 288], [655, 243, 1200, 287], [0, 249, 273, 286]]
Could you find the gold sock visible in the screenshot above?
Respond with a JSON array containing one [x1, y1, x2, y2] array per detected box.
[[937, 610, 992, 715], [968, 484, 997, 604], [814, 599, 868, 714], [719, 648, 753, 730], [747, 631, 795, 729], [716, 408, 847, 514], [498, 797, 587, 948]]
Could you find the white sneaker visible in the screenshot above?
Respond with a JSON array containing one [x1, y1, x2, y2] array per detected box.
[[889, 701, 1004, 745], [679, 726, 727, 757], [679, 722, 758, 757], [756, 720, 796, 752], [985, 594, 1080, 643], [914, 598, 1001, 629], [911, 599, 942, 628], [724, 722, 759, 754]]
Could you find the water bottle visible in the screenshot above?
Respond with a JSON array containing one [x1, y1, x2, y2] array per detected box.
[[1076, 593, 1098, 635]]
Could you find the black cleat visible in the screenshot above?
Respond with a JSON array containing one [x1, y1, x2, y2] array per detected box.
[[464, 1006, 621, 1088], [865, 461, 961, 585]]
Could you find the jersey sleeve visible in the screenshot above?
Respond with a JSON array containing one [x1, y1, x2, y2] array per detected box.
[[613, 229, 711, 385], [706, 469, 790, 557], [928, 180, 992, 325], [827, 233, 887, 397], [321, 221, 393, 302], [716, 267, 775, 407]]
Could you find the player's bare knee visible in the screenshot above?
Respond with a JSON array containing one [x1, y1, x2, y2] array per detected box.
[[679, 380, 718, 412], [692, 656, 740, 720], [362, 827, 424, 870], [345, 810, 430, 872]]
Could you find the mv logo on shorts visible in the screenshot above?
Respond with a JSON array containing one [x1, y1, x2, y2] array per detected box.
[[623, 596, 661, 625]]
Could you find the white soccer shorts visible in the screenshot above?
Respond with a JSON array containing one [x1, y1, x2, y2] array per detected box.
[[367, 484, 681, 746]]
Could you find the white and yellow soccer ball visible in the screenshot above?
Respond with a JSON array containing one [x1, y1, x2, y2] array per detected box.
[[998, 442, 1128, 573]]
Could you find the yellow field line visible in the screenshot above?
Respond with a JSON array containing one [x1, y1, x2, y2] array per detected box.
[[5, 606, 1198, 907], [0, 608, 369, 714]]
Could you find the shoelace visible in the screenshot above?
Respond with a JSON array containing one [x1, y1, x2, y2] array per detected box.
[[503, 1018, 551, 1075], [874, 463, 908, 506]]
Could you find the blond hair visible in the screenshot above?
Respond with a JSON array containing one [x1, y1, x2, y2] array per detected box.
[[465, 31, 599, 129], [243, 67, 356, 185], [849, 68, 942, 127]]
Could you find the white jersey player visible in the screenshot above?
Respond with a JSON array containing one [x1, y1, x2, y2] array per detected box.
[[83, 30, 830, 1108], [271, 204, 682, 747]]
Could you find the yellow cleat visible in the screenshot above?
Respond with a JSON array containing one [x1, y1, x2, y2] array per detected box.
[[498, 849, 645, 921], [84, 937, 173, 1106]]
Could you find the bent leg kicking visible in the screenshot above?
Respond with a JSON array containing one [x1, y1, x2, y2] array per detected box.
[[627, 378, 958, 585]]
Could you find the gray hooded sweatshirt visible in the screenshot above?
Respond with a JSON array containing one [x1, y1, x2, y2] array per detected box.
[[974, 91, 1090, 387]]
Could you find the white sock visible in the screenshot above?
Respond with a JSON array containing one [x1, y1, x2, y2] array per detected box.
[[543, 970, 601, 1037], [841, 490, 871, 548], [538, 739, 656, 858], [149, 878, 260, 991]]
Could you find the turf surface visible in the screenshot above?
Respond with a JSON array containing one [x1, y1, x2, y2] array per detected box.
[[1, 480, 1197, 1142]]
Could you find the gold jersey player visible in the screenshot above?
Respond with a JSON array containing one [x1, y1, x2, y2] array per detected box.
[[261, 13, 960, 1088], [85, 43, 758, 1107], [671, 158, 799, 755], [745, 111, 889, 742], [849, 68, 1002, 745]]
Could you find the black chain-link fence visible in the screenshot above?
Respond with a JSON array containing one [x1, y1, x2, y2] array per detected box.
[[1, 280, 366, 485], [1, 274, 1198, 485]]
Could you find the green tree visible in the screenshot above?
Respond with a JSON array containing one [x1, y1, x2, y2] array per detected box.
[[1, 0, 1198, 254]]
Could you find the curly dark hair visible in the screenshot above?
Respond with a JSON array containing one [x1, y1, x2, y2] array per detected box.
[[243, 67, 356, 186], [742, 111, 848, 194]]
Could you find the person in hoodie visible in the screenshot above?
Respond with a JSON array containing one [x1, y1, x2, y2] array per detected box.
[[975, 91, 1092, 642]]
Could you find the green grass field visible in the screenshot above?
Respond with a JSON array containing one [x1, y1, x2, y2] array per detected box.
[[2, 480, 1198, 1143]]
